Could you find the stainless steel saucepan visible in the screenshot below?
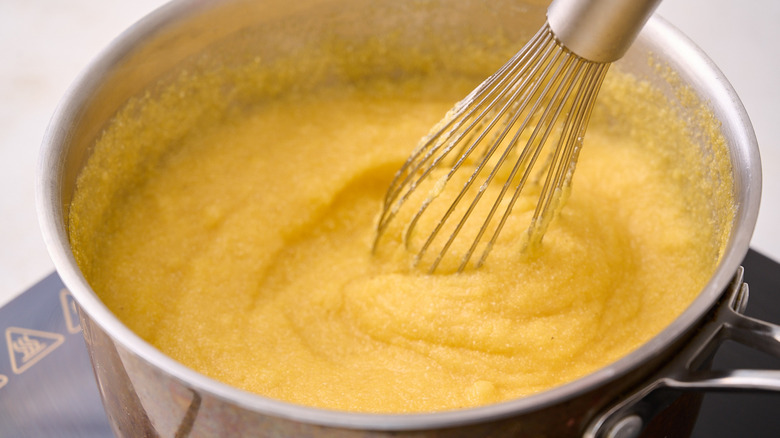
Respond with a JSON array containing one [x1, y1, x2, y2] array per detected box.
[[37, 0, 777, 436]]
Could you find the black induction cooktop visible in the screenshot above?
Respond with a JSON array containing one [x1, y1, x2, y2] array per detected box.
[[1, 250, 778, 437]]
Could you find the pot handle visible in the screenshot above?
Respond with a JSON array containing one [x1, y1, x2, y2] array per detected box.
[[584, 267, 780, 438]]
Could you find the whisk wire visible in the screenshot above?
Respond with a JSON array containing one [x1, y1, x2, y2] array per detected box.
[[429, 50, 583, 272], [525, 61, 609, 249], [469, 51, 590, 270], [375, 22, 615, 272], [375, 26, 556, 243], [409, 42, 568, 269]]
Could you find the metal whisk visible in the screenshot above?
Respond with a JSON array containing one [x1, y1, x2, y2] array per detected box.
[[374, 0, 662, 273]]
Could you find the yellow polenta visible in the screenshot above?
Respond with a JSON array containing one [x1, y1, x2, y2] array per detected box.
[[69, 62, 731, 412]]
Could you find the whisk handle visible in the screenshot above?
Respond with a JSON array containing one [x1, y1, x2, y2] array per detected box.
[[547, 0, 662, 63]]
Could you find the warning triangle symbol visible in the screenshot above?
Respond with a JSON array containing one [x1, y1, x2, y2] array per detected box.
[[5, 327, 65, 374], [60, 289, 81, 334]]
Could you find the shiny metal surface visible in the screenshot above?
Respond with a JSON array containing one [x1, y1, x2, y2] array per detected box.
[[584, 267, 780, 438], [548, 0, 663, 62], [36, 0, 764, 436], [586, 267, 780, 437]]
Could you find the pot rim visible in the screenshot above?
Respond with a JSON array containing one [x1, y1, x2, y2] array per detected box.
[[35, 0, 761, 431]]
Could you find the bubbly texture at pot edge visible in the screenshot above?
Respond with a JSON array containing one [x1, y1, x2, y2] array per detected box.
[[68, 56, 733, 412]]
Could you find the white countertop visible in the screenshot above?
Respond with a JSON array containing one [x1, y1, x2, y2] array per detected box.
[[1, 0, 778, 307]]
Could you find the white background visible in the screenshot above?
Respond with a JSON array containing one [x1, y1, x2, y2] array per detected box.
[[1, 0, 778, 306]]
